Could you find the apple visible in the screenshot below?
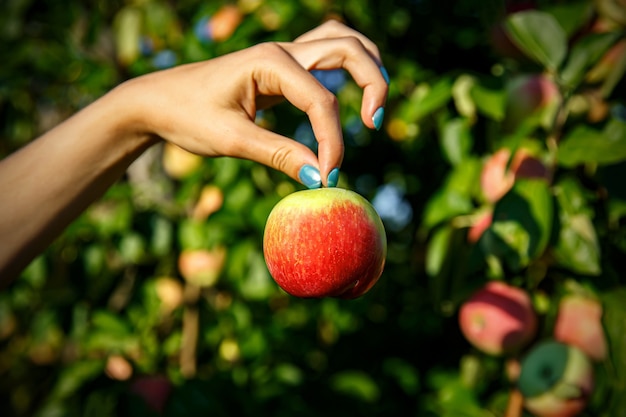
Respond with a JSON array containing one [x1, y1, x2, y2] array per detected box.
[[161, 142, 203, 180], [504, 74, 560, 132], [154, 276, 184, 313], [263, 188, 386, 299], [191, 185, 224, 221], [480, 147, 551, 203], [178, 246, 227, 287], [130, 374, 173, 415], [554, 294, 607, 362], [458, 281, 537, 356], [518, 341, 594, 417]]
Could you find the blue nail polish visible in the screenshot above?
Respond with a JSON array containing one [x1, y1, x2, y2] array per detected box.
[[327, 168, 340, 187], [380, 66, 390, 85], [298, 164, 322, 189], [372, 107, 384, 131]]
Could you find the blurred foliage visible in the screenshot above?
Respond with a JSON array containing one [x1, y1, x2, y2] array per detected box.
[[1, 0, 626, 416]]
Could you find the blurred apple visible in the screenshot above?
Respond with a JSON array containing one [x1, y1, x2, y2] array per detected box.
[[105, 354, 133, 381], [554, 294, 607, 362], [195, 5, 243, 43], [191, 185, 224, 221], [154, 276, 184, 313], [130, 374, 173, 415], [504, 74, 560, 132], [480, 147, 551, 203], [518, 341, 594, 417], [263, 188, 386, 299], [161, 142, 203, 179], [178, 247, 227, 287], [459, 281, 537, 356]]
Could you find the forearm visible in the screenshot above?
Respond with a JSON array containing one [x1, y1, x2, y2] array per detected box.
[[0, 84, 158, 287]]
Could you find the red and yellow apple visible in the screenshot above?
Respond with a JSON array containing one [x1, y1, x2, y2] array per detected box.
[[554, 294, 607, 362], [263, 188, 386, 299], [518, 341, 594, 417], [459, 281, 537, 355]]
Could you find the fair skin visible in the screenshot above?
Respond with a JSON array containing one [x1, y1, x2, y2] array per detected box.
[[0, 20, 388, 286]]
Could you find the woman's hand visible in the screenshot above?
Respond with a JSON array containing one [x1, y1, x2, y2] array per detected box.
[[124, 19, 389, 187], [0, 19, 387, 285]]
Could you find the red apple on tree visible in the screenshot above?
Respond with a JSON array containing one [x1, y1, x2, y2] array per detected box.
[[518, 340, 594, 417], [263, 188, 386, 299], [554, 294, 607, 362], [459, 281, 537, 356]]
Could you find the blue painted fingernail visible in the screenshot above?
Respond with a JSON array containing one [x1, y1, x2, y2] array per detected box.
[[327, 168, 340, 187], [298, 164, 322, 189], [380, 66, 390, 85], [372, 107, 384, 131]]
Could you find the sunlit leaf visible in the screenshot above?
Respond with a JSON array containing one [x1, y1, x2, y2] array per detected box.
[[504, 10, 567, 70], [561, 32, 621, 88], [558, 118, 626, 167], [330, 370, 380, 403], [552, 178, 601, 275]]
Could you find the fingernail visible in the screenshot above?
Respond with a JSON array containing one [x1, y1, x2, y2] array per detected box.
[[298, 164, 322, 189], [380, 66, 390, 85], [327, 168, 340, 187], [372, 107, 385, 131]]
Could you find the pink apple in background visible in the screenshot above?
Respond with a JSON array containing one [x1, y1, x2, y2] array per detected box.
[[178, 247, 227, 287], [480, 147, 551, 203], [459, 281, 537, 356], [554, 294, 607, 362], [504, 74, 560, 132], [518, 341, 594, 417], [263, 188, 387, 299]]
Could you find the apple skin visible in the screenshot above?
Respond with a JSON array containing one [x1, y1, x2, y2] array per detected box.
[[518, 341, 594, 417], [458, 281, 537, 356], [554, 295, 607, 362], [263, 188, 386, 299]]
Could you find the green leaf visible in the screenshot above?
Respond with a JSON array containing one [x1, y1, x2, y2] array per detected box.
[[504, 10, 567, 70], [601, 288, 626, 413], [330, 370, 380, 403], [408, 77, 454, 121], [470, 83, 506, 121], [561, 32, 621, 88], [552, 178, 601, 275], [426, 225, 453, 277], [482, 178, 553, 270], [558, 118, 626, 167], [440, 117, 472, 166]]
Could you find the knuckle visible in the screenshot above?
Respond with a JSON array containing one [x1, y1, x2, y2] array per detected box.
[[270, 145, 293, 172]]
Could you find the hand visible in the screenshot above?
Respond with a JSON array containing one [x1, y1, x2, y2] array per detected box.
[[123, 19, 389, 187]]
